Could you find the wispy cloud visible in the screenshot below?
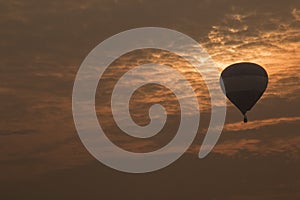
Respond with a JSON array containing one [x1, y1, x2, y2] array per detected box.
[[204, 4, 300, 102], [0, 129, 37, 136], [292, 8, 300, 21], [224, 117, 300, 131], [1, 0, 300, 181]]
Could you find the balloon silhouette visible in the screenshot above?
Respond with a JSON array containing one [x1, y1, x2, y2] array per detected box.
[[220, 62, 268, 123]]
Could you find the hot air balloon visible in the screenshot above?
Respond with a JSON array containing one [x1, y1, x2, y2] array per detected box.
[[220, 62, 268, 123]]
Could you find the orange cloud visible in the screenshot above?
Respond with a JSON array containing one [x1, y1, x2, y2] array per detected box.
[[224, 117, 300, 131]]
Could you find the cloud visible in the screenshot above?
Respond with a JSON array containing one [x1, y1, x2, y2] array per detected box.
[[224, 117, 300, 131], [203, 3, 300, 103], [1, 0, 300, 182], [292, 8, 300, 21], [0, 129, 37, 136]]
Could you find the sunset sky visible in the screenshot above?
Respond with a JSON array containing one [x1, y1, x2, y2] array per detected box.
[[1, 0, 300, 199]]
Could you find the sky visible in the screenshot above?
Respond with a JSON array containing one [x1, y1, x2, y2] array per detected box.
[[1, 0, 300, 199]]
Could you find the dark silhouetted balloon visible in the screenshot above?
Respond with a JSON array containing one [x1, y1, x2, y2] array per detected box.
[[220, 62, 268, 123]]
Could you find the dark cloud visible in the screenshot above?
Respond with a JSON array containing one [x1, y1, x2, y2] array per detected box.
[[0, 129, 37, 136]]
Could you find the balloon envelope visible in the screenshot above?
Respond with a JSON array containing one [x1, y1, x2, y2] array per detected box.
[[220, 62, 268, 122]]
